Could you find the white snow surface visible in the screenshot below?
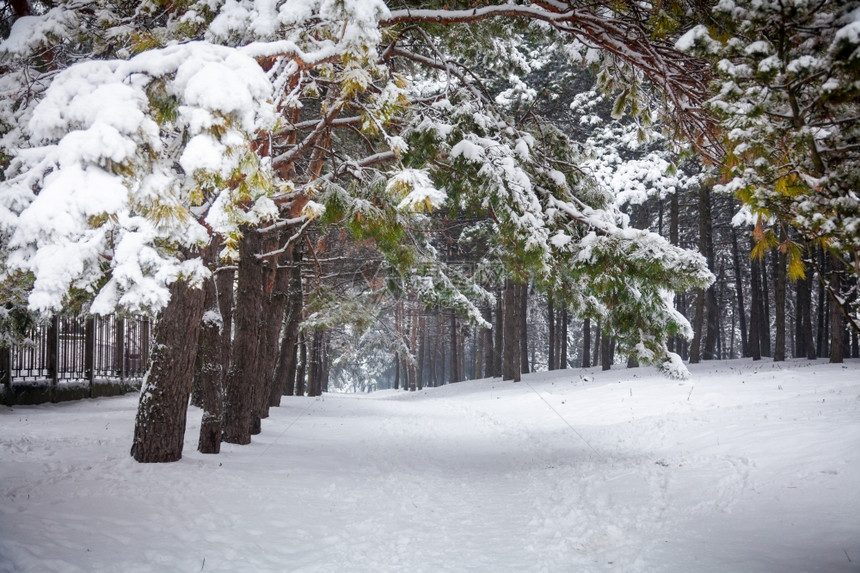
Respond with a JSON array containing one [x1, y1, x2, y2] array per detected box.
[[1, 358, 859, 572]]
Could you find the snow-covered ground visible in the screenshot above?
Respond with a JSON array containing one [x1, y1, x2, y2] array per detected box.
[[1, 358, 859, 572]]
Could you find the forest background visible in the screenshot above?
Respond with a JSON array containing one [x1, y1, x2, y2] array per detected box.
[[0, 0, 858, 463]]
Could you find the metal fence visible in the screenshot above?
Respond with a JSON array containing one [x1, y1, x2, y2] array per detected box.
[[1, 315, 151, 404]]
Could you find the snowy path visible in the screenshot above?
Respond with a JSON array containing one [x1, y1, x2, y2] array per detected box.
[[1, 359, 859, 572]]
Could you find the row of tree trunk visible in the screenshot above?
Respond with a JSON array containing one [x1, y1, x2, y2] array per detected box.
[[131, 230, 322, 462]]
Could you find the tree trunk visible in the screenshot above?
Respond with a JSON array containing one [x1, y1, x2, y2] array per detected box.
[[829, 255, 843, 364], [255, 237, 293, 419], [494, 289, 503, 377], [417, 315, 426, 390], [196, 263, 232, 454], [560, 307, 568, 369], [795, 265, 812, 359], [582, 317, 591, 368], [483, 305, 494, 379], [296, 331, 307, 396], [668, 191, 680, 353], [519, 282, 529, 375], [131, 278, 206, 463], [689, 288, 705, 364], [748, 238, 763, 361], [731, 226, 749, 357], [697, 183, 718, 361], [393, 352, 400, 390], [450, 311, 460, 383], [222, 230, 264, 445], [547, 294, 556, 371], [816, 248, 828, 357], [272, 247, 303, 401], [773, 229, 787, 362], [760, 253, 772, 357], [593, 322, 601, 367], [601, 331, 612, 371], [502, 279, 520, 381]]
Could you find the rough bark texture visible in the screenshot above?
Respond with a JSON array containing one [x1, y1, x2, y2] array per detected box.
[[131, 279, 206, 463], [502, 279, 520, 382], [255, 239, 292, 417], [196, 266, 231, 454], [271, 247, 303, 402], [223, 230, 264, 445]]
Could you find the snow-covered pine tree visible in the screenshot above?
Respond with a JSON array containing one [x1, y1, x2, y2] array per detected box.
[[2, 0, 717, 462], [678, 0, 860, 337]]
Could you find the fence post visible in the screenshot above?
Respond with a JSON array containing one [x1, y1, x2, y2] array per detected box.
[[115, 316, 126, 382], [84, 316, 95, 398], [1, 347, 12, 406], [47, 315, 59, 402]]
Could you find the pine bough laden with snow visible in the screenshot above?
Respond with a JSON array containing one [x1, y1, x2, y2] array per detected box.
[[678, 0, 860, 333], [1, 0, 714, 462]]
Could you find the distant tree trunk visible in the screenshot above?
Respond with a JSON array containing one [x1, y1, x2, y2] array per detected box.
[[295, 331, 307, 396], [829, 255, 843, 364], [196, 262, 232, 454], [560, 307, 568, 369], [816, 248, 828, 357], [408, 307, 417, 391], [689, 289, 704, 364], [760, 253, 772, 357], [494, 289, 503, 377], [668, 191, 681, 354], [223, 230, 264, 445], [547, 294, 556, 371], [795, 263, 813, 359], [593, 322, 602, 367], [731, 227, 749, 357], [131, 277, 206, 463], [432, 311, 442, 386], [450, 311, 460, 383], [582, 317, 591, 368], [417, 315, 426, 390], [748, 239, 763, 361], [308, 329, 325, 396], [699, 183, 718, 361], [393, 352, 400, 390], [773, 229, 787, 362], [601, 332, 612, 371], [519, 283, 529, 375], [272, 246, 303, 400], [483, 305, 494, 379], [703, 285, 718, 360], [502, 279, 520, 382]]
